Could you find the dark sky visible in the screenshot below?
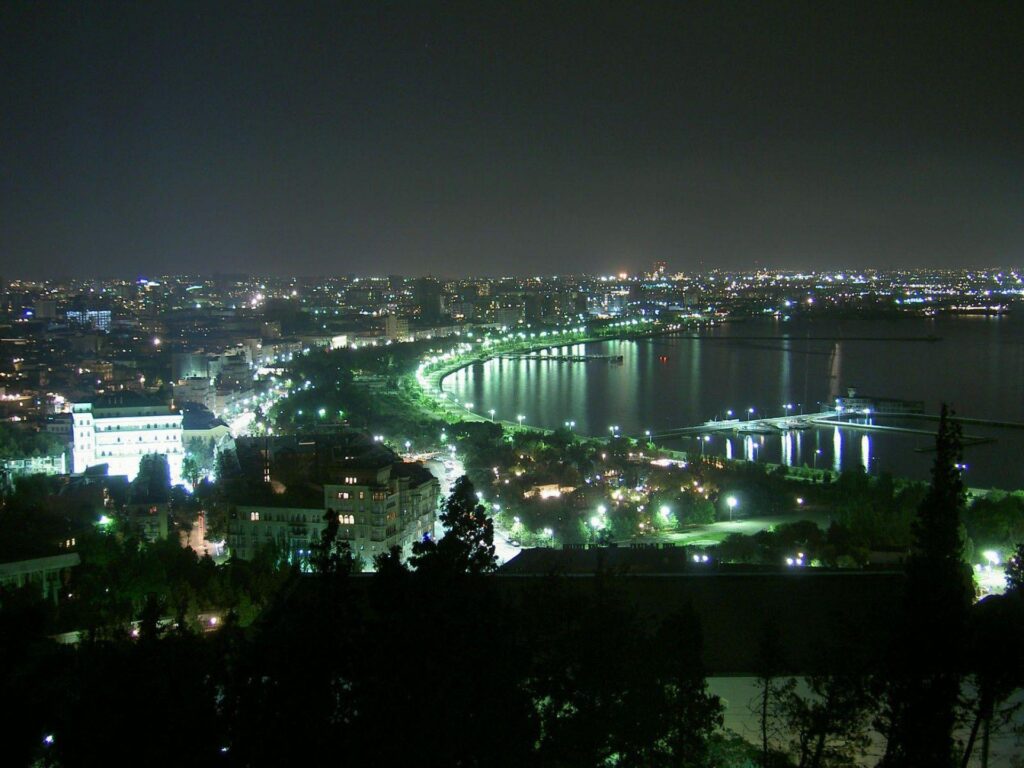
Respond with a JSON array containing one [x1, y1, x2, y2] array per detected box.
[[2, 2, 1022, 278]]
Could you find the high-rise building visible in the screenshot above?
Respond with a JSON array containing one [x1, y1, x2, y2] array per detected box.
[[413, 277, 444, 323], [66, 309, 112, 331], [385, 313, 410, 341], [71, 394, 184, 484]]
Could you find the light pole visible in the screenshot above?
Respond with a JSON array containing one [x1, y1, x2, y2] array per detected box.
[[489, 408, 496, 421], [726, 495, 737, 522], [747, 407, 755, 421], [517, 414, 525, 428]]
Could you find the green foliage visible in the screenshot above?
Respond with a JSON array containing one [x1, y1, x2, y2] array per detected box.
[[1007, 542, 1024, 594], [0, 422, 65, 460], [964, 492, 1024, 552]]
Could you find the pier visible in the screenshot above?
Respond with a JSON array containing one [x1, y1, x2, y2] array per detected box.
[[651, 412, 838, 440], [501, 353, 624, 363], [652, 411, 997, 449]]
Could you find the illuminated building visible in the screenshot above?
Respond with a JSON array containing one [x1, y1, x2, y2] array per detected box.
[[71, 394, 184, 484]]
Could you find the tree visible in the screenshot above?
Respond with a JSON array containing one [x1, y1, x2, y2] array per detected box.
[[750, 618, 792, 767], [181, 454, 201, 488], [878, 404, 973, 768], [130, 454, 172, 503], [310, 509, 357, 576], [410, 475, 496, 575], [1006, 542, 1024, 594], [782, 675, 874, 768]]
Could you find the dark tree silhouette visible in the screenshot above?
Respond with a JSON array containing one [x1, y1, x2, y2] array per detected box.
[[410, 475, 497, 575], [130, 453, 172, 503], [879, 404, 973, 768], [1006, 542, 1024, 594], [310, 508, 357, 576]]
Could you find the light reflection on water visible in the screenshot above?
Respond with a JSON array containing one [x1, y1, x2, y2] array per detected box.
[[444, 317, 1024, 490]]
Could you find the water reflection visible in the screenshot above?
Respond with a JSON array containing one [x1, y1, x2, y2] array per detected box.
[[782, 432, 794, 467], [444, 320, 1024, 488]]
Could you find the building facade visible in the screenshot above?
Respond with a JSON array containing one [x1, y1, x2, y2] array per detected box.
[[228, 460, 438, 566], [71, 395, 184, 484]]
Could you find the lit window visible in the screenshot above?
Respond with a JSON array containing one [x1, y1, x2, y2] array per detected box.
[[250, 511, 260, 522]]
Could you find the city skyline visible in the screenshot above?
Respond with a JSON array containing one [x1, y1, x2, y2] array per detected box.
[[3, 2, 1023, 278]]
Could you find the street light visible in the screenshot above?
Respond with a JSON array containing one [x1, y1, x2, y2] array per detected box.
[[726, 495, 737, 521], [517, 414, 525, 427], [747, 407, 755, 421], [489, 408, 496, 421]]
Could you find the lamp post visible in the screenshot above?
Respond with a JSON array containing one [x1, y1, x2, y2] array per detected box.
[[726, 495, 737, 522], [747, 407, 755, 421], [489, 408, 496, 421], [517, 414, 525, 428]]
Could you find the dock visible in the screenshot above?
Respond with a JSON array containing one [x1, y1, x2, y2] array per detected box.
[[502, 353, 624, 363]]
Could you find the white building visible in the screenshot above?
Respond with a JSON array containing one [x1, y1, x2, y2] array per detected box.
[[385, 313, 410, 341], [71, 395, 184, 484]]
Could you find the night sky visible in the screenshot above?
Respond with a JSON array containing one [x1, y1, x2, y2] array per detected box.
[[2, 2, 1022, 278]]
